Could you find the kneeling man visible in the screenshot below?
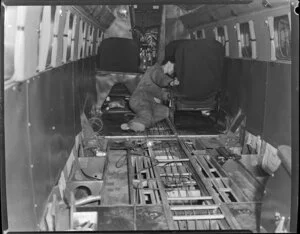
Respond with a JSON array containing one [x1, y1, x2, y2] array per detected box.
[[121, 60, 179, 132]]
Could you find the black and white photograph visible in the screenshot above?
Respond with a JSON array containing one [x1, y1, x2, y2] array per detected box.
[[0, 0, 299, 233]]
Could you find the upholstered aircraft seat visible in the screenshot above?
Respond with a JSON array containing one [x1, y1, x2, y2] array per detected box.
[[165, 39, 224, 113]]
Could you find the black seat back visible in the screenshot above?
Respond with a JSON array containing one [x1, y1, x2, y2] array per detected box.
[[98, 38, 140, 73], [171, 39, 225, 100], [164, 39, 191, 63]]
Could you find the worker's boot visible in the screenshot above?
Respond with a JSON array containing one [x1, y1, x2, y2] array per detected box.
[[121, 121, 146, 132]]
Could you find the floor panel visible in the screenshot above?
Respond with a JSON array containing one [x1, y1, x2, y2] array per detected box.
[[52, 112, 266, 232]]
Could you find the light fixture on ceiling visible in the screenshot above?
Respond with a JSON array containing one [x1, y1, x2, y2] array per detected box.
[[230, 9, 238, 17], [262, 0, 272, 8], [210, 15, 217, 22], [117, 6, 128, 18]]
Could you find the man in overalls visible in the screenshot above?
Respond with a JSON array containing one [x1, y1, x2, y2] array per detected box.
[[121, 60, 179, 132]]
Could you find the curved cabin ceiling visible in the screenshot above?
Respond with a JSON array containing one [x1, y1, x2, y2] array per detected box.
[[5, 0, 286, 35], [71, 0, 288, 31], [3, 0, 264, 32], [78, 5, 116, 29], [179, 0, 290, 29]]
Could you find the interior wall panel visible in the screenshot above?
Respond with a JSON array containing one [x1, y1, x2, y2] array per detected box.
[[82, 56, 98, 117], [223, 58, 242, 116], [5, 56, 97, 231], [239, 59, 252, 111], [223, 58, 288, 141], [5, 84, 37, 231], [73, 59, 85, 133], [239, 59, 267, 136], [73, 56, 98, 132], [221, 58, 230, 92], [245, 61, 267, 136], [263, 62, 291, 146], [27, 63, 76, 220]]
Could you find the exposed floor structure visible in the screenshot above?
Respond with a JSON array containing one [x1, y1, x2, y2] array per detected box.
[[62, 112, 268, 232], [42, 92, 268, 232]]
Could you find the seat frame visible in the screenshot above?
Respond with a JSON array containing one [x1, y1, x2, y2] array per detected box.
[[169, 90, 221, 124]]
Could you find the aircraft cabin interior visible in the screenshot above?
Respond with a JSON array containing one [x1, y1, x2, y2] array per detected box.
[[1, 0, 299, 233]]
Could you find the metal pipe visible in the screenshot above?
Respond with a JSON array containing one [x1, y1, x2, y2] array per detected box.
[[75, 195, 101, 206], [157, 158, 190, 162], [165, 181, 197, 187], [147, 134, 177, 138], [160, 173, 191, 177], [173, 214, 225, 221], [170, 205, 219, 211], [167, 196, 213, 201], [104, 135, 177, 139], [104, 135, 147, 139], [178, 135, 219, 138], [3, 0, 253, 6]]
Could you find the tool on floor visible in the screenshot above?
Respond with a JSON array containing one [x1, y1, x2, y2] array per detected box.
[[215, 146, 241, 165]]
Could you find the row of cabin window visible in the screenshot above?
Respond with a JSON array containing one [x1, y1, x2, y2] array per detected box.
[[39, 6, 103, 71], [191, 14, 291, 61], [4, 6, 103, 82]]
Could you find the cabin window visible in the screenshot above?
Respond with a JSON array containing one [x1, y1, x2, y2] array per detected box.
[[96, 29, 102, 55], [196, 29, 205, 39], [44, 6, 56, 69], [9, 6, 43, 81], [4, 6, 18, 81], [82, 22, 88, 58], [236, 21, 256, 59], [215, 26, 229, 56], [190, 32, 196, 40], [77, 19, 83, 59], [37, 7, 43, 71], [89, 26, 94, 56], [63, 11, 74, 63], [87, 25, 94, 56], [70, 14, 78, 61], [46, 6, 56, 68], [48, 6, 65, 68], [240, 22, 252, 58], [224, 25, 229, 57], [78, 20, 86, 59], [216, 26, 226, 46], [274, 15, 291, 60], [85, 24, 89, 57], [94, 29, 99, 55], [248, 21, 257, 59], [85, 24, 91, 57], [92, 28, 98, 55], [37, 6, 56, 71]]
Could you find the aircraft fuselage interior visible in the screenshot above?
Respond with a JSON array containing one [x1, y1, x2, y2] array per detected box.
[[1, 0, 299, 233]]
